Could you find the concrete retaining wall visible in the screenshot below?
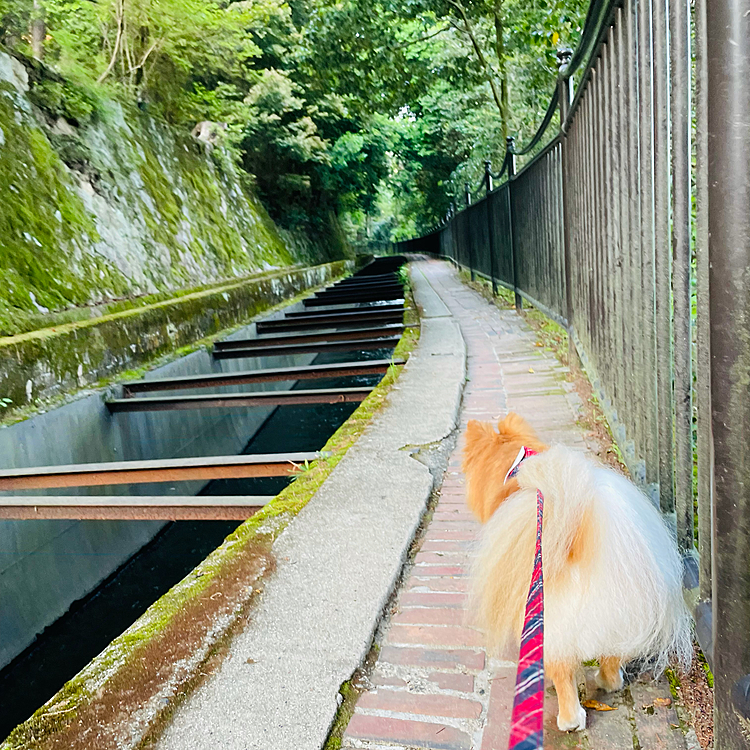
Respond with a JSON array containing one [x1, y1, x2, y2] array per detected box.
[[0, 260, 352, 668], [0, 261, 352, 420]]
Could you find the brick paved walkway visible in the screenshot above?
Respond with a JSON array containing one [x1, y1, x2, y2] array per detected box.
[[341, 260, 687, 750]]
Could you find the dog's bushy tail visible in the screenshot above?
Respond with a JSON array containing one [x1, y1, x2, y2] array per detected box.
[[517, 446, 600, 581]]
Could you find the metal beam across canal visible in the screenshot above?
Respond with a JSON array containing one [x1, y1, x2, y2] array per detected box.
[[0, 496, 274, 521], [303, 296, 404, 308], [285, 303, 404, 318], [107, 387, 372, 413], [0, 452, 319, 491], [212, 336, 401, 359], [256, 312, 403, 333], [120, 359, 403, 396], [216, 325, 403, 350]]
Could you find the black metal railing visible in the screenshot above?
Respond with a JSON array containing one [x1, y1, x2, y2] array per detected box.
[[396, 0, 750, 743]]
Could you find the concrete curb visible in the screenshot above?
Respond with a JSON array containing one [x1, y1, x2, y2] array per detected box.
[[155, 261, 467, 750]]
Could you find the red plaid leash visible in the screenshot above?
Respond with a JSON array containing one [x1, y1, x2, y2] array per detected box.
[[506, 448, 544, 750]]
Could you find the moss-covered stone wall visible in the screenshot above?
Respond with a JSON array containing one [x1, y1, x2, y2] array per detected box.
[[0, 48, 337, 339], [0, 261, 353, 423]]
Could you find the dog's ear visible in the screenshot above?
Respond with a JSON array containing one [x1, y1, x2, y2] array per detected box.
[[497, 412, 538, 442], [464, 420, 497, 451]]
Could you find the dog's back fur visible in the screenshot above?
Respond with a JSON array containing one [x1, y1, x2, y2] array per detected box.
[[465, 418, 691, 673]]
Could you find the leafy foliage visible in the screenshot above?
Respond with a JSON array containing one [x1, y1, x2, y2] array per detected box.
[[0, 0, 589, 244]]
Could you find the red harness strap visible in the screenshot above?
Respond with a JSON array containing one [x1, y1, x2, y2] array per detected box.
[[506, 448, 544, 750]]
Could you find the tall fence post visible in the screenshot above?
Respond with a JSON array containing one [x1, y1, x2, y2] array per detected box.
[[557, 49, 576, 369], [465, 182, 475, 280], [450, 201, 459, 268], [707, 0, 750, 742], [485, 160, 498, 296], [669, 0, 695, 556], [506, 137, 522, 311], [693, 0, 713, 657]]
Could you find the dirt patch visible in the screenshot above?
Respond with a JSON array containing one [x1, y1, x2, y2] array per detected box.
[[674, 645, 714, 749]]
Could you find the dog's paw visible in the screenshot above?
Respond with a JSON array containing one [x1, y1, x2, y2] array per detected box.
[[557, 704, 587, 732], [596, 666, 624, 692]]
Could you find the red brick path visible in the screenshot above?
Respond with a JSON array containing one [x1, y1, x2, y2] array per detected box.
[[341, 261, 687, 750]]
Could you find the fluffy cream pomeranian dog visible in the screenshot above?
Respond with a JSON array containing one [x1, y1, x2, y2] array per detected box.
[[463, 413, 691, 732]]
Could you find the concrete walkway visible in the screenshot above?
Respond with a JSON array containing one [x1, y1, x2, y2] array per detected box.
[[156, 260, 466, 750], [342, 260, 687, 750]]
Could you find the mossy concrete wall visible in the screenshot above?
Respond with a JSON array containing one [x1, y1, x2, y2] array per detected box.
[[0, 47, 342, 339], [0, 261, 352, 422], [0, 258, 354, 670]]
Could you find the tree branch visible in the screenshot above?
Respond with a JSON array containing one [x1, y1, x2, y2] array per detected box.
[[493, 2, 509, 142], [97, 0, 124, 83], [447, 0, 504, 116], [390, 24, 450, 51]]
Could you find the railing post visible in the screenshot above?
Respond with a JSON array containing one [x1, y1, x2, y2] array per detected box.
[[707, 0, 750, 743], [485, 160, 498, 296], [465, 182, 475, 280], [450, 201, 459, 266], [557, 49, 577, 370], [669, 0, 695, 557], [506, 137, 522, 311], [693, 0, 713, 658]]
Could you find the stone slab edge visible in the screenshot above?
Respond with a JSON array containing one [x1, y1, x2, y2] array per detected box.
[[153, 260, 467, 750], [0, 260, 354, 423]]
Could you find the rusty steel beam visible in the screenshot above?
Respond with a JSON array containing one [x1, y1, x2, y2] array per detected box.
[[0, 452, 319, 491], [212, 336, 401, 359], [314, 290, 403, 302], [334, 272, 397, 284], [331, 282, 399, 292], [256, 313, 403, 333], [267, 308, 405, 326], [309, 294, 403, 306], [285, 303, 404, 318], [320, 281, 402, 292], [0, 496, 274, 521], [303, 296, 404, 308], [332, 278, 398, 289], [217, 325, 403, 350], [107, 387, 372, 413], [314, 285, 402, 297], [121, 360, 401, 396]]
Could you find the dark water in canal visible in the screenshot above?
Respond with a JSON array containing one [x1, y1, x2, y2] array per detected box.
[[0, 348, 391, 740]]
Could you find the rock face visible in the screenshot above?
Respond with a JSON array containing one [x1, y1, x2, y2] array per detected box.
[[0, 48, 325, 338]]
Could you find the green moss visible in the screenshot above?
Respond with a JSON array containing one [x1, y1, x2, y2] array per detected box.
[[0, 59, 313, 339], [696, 649, 714, 689], [0, 261, 353, 426], [0, 90, 122, 331], [458, 269, 515, 309]]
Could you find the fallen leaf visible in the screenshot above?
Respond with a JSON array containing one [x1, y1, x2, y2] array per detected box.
[[246, 658, 256, 664], [654, 697, 672, 707], [582, 699, 617, 711], [528, 367, 535, 373]]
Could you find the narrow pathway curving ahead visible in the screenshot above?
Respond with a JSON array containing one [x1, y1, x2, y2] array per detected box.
[[342, 259, 687, 750]]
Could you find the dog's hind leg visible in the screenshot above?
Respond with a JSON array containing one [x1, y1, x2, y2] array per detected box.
[[548, 660, 586, 732], [595, 656, 624, 692]]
